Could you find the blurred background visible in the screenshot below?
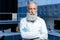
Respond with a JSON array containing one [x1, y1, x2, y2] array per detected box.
[[18, 0, 60, 40], [0, 0, 60, 40]]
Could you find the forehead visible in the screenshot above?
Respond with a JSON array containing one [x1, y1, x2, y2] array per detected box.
[[28, 2, 37, 8]]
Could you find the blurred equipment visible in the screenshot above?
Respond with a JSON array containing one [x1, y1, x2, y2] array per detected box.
[[0, 0, 17, 13]]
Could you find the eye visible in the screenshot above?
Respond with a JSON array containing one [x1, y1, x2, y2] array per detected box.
[[34, 8, 36, 10], [29, 8, 32, 10]]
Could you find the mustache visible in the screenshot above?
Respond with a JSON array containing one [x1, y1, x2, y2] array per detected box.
[[30, 13, 35, 15]]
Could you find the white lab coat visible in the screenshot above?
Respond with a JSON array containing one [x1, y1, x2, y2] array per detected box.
[[20, 17, 48, 39]]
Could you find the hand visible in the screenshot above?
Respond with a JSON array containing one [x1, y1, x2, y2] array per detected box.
[[22, 27, 30, 32]]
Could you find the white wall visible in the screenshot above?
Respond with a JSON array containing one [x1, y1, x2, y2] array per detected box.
[[43, 17, 60, 30]]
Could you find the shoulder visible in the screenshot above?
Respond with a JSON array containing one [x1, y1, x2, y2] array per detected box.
[[37, 17, 45, 22], [20, 17, 27, 23]]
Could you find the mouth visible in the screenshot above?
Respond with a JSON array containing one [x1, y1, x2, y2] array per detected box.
[[30, 14, 35, 15]]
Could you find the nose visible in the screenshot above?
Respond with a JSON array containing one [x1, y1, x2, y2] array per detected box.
[[31, 9, 34, 13], [31, 11, 33, 13]]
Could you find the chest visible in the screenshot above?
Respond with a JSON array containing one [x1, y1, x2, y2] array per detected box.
[[25, 21, 41, 31]]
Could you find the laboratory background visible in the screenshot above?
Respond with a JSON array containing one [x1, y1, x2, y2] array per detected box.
[[0, 0, 60, 40]]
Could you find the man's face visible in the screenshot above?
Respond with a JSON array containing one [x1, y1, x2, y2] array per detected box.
[[28, 3, 37, 15], [27, 3, 37, 21]]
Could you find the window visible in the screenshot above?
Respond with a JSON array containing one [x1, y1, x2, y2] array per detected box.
[[43, 6, 47, 15], [54, 5, 58, 15], [40, 6, 43, 15], [48, 5, 53, 15]]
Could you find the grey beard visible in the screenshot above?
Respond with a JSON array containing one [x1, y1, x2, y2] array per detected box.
[[27, 13, 37, 21]]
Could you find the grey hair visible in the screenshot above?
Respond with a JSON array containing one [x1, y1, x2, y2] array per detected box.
[[27, 1, 37, 11], [27, 1, 37, 6]]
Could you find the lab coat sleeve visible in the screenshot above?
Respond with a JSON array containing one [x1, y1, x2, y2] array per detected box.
[[20, 19, 27, 38], [39, 19, 48, 40], [20, 19, 30, 38], [20, 19, 28, 32]]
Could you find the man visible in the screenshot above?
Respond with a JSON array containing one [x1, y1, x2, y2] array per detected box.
[[20, 1, 48, 40]]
